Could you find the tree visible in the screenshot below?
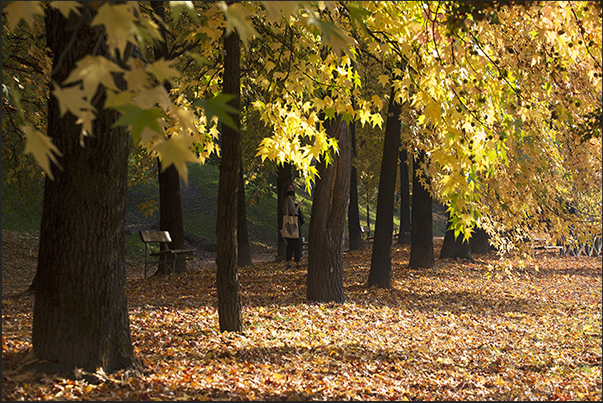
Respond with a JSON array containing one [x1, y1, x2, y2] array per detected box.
[[216, 28, 243, 332], [237, 157, 252, 267], [348, 118, 363, 250], [151, 1, 187, 275], [307, 116, 351, 303], [470, 226, 492, 254], [32, 3, 138, 375], [439, 210, 472, 260], [408, 151, 435, 269], [397, 147, 411, 244], [368, 87, 402, 288]]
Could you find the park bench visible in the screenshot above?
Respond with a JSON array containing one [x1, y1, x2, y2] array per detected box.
[[139, 230, 196, 278], [530, 236, 564, 253]]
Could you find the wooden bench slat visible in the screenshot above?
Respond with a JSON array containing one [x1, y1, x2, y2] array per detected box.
[[139, 230, 196, 278]]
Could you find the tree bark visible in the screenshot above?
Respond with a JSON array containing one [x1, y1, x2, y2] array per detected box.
[[368, 90, 402, 288], [348, 118, 363, 250], [470, 226, 492, 254], [439, 210, 472, 259], [408, 151, 434, 269], [152, 2, 187, 275], [307, 117, 351, 303], [156, 160, 187, 274], [216, 30, 242, 332], [397, 148, 411, 244], [32, 4, 138, 375], [276, 162, 292, 260], [237, 158, 252, 266]]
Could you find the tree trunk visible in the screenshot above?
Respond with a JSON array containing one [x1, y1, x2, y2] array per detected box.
[[470, 226, 492, 254], [439, 211, 472, 260], [237, 158, 252, 266], [368, 90, 402, 288], [397, 148, 411, 244], [156, 160, 187, 274], [348, 118, 363, 250], [216, 30, 242, 332], [152, 2, 187, 275], [307, 117, 351, 303], [366, 202, 370, 238], [276, 162, 292, 261], [408, 151, 434, 269], [32, 4, 138, 375]]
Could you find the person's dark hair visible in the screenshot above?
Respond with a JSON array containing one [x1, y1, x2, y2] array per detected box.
[[285, 182, 295, 197]]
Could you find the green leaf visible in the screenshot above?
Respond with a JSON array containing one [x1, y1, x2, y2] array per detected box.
[[192, 94, 239, 131], [113, 104, 165, 143]]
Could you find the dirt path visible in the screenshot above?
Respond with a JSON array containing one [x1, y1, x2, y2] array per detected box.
[[1, 230, 279, 295]]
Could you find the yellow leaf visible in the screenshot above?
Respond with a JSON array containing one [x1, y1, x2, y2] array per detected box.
[[425, 100, 441, 123], [4, 1, 43, 31], [147, 58, 180, 84], [63, 56, 125, 101], [265, 60, 276, 72], [90, 3, 135, 57], [154, 135, 199, 184], [22, 125, 62, 180], [51, 82, 94, 118], [124, 58, 149, 93], [369, 113, 383, 129], [52, 1, 81, 18], [105, 90, 136, 109], [261, 1, 300, 23], [356, 109, 371, 127], [75, 109, 96, 141], [371, 95, 383, 110], [378, 74, 390, 87], [218, 2, 260, 48]]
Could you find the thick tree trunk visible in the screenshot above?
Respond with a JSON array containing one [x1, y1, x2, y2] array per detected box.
[[368, 90, 402, 288], [408, 152, 434, 269], [439, 211, 472, 260], [307, 117, 351, 303], [470, 226, 492, 254], [397, 148, 411, 244], [32, 4, 138, 375], [348, 119, 363, 250], [151, 1, 187, 275], [276, 163, 292, 260], [237, 158, 252, 266], [216, 30, 242, 332]]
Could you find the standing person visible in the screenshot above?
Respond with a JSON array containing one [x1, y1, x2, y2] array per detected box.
[[283, 182, 304, 269]]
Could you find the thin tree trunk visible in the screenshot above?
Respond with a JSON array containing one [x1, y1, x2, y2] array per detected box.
[[216, 30, 242, 332], [368, 89, 402, 288], [156, 160, 187, 274], [397, 148, 411, 244], [237, 158, 252, 266], [152, 2, 186, 275], [408, 151, 434, 269], [348, 118, 363, 250], [33, 4, 138, 375], [307, 117, 351, 303], [366, 202, 370, 238]]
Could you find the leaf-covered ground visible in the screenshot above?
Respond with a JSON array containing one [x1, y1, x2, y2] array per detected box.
[[2, 231, 602, 401]]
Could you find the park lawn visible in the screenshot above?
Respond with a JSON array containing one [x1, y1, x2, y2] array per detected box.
[[2, 234, 602, 401]]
